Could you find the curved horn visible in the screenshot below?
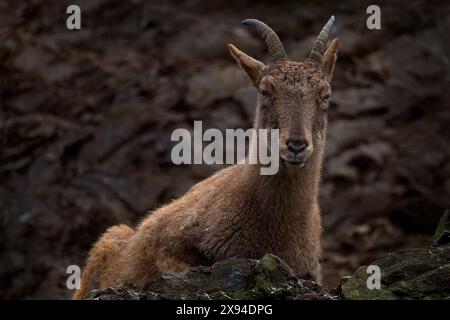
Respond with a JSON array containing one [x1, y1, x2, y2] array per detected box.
[[309, 16, 335, 63], [241, 19, 286, 63]]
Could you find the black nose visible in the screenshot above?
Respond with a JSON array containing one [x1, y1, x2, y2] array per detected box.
[[287, 139, 308, 156]]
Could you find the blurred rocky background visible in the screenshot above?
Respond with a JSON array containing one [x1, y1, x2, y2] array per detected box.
[[1, 0, 449, 299]]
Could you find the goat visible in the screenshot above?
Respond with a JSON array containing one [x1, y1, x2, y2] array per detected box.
[[73, 16, 338, 299]]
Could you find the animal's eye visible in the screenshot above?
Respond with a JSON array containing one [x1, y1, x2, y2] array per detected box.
[[261, 89, 269, 97], [319, 94, 330, 110]]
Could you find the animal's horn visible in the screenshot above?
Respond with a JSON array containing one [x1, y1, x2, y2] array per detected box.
[[309, 16, 335, 63], [241, 19, 286, 63]]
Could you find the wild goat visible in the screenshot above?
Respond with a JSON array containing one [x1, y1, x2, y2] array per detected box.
[[74, 16, 338, 299]]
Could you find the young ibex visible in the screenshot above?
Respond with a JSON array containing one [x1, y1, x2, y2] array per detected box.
[[74, 17, 338, 299]]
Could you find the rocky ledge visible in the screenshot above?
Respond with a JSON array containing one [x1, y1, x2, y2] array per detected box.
[[86, 211, 450, 300], [86, 254, 336, 300]]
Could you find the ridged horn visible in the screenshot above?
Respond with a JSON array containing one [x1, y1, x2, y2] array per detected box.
[[309, 16, 335, 63], [241, 19, 286, 63]]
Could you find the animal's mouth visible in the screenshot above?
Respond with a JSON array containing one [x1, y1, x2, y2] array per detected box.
[[280, 156, 307, 168]]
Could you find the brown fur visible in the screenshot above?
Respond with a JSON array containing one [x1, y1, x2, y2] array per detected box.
[[74, 28, 338, 300]]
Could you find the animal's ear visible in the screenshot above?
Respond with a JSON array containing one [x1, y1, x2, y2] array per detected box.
[[322, 38, 338, 82], [228, 43, 266, 85]]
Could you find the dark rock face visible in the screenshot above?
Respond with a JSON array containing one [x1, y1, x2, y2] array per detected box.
[[2, 0, 450, 298], [85, 254, 336, 300]]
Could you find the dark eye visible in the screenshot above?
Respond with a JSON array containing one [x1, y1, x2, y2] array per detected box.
[[261, 89, 269, 97], [319, 94, 330, 110], [321, 94, 330, 102]]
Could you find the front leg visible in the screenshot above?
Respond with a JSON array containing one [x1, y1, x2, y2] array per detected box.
[[155, 252, 193, 273], [155, 244, 210, 274]]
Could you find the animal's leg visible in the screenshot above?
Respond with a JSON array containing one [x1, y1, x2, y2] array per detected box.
[[155, 252, 194, 273], [73, 224, 135, 299]]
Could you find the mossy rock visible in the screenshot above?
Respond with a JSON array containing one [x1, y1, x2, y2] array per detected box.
[[341, 247, 450, 300], [85, 254, 336, 300], [342, 210, 450, 300]]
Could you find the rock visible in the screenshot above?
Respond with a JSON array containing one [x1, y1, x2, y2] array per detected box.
[[326, 142, 392, 182], [325, 118, 391, 157], [14, 46, 76, 83], [186, 65, 250, 109], [85, 254, 336, 300], [333, 86, 387, 117], [433, 210, 450, 247], [164, 21, 261, 64], [341, 214, 450, 300]]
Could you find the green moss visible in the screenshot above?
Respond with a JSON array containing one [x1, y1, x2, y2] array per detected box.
[[341, 266, 397, 300], [433, 209, 450, 247]]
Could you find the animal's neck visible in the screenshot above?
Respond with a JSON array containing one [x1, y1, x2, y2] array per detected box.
[[244, 155, 322, 214], [244, 101, 323, 216]]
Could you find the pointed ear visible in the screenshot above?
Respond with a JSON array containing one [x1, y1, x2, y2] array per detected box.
[[322, 38, 338, 82], [228, 43, 266, 85]]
